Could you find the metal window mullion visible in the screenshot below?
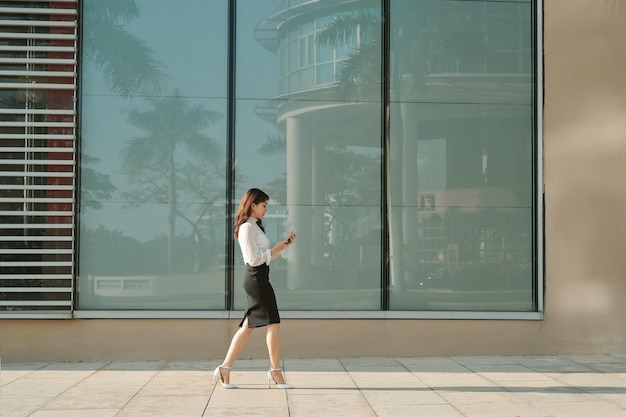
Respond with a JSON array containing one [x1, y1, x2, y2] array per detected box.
[[0, 301, 72, 307], [1, 249, 73, 254], [2, 236, 73, 242], [2, 185, 75, 191], [7, 0, 76, 2], [1, 7, 76, 15], [0, 109, 75, 116], [0, 121, 76, 127], [0, 45, 75, 53], [0, 210, 74, 216], [2, 147, 75, 153], [0, 262, 73, 267], [0, 83, 76, 90], [0, 33, 76, 40], [0, 172, 75, 178], [0, 159, 76, 166], [0, 134, 74, 139], [0, 223, 73, 229], [0, 274, 72, 279], [0, 70, 76, 77], [0, 288, 72, 294], [0, 57, 76, 65], [0, 199, 74, 205], [0, 20, 77, 28]]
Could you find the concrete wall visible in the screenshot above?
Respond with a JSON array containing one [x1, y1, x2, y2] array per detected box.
[[1, 0, 626, 362]]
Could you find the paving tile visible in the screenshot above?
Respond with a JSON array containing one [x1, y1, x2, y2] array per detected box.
[[452, 356, 521, 366], [370, 404, 464, 417], [348, 370, 427, 388], [30, 410, 119, 417], [0, 394, 49, 417], [283, 358, 344, 372], [536, 401, 626, 417], [399, 357, 470, 372], [79, 369, 159, 387], [547, 371, 626, 389], [361, 388, 448, 406], [207, 385, 288, 408], [416, 371, 500, 388], [2, 355, 626, 417], [204, 407, 289, 417], [340, 357, 401, 369], [1, 377, 78, 398], [513, 356, 595, 373], [282, 372, 357, 391], [454, 401, 552, 417], [288, 392, 376, 417], [115, 395, 209, 417], [507, 386, 593, 404], [40, 384, 142, 410], [140, 372, 212, 396]]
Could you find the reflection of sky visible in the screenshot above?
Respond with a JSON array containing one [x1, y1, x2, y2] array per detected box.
[[235, 1, 285, 192], [81, 0, 230, 241]]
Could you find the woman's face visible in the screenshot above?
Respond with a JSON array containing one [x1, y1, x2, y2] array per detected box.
[[250, 200, 268, 220]]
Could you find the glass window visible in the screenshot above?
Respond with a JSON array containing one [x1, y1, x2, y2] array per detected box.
[[78, 0, 229, 310], [388, 0, 535, 311], [73, 0, 537, 315], [236, 0, 383, 311]]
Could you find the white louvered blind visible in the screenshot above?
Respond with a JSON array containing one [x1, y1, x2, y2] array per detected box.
[[0, 0, 77, 318]]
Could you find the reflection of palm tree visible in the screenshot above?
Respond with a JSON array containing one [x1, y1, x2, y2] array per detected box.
[[80, 154, 117, 210], [316, 9, 382, 100], [82, 0, 167, 95], [317, 1, 485, 98], [121, 91, 222, 272]]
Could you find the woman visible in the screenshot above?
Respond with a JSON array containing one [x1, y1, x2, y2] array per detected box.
[[213, 188, 296, 389]]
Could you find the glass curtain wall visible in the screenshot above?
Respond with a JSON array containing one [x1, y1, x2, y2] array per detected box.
[[78, 0, 228, 309], [78, 0, 536, 313], [234, 0, 382, 311], [388, 0, 535, 311]]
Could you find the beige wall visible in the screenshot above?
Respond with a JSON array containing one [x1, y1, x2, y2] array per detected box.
[[1, 0, 626, 362]]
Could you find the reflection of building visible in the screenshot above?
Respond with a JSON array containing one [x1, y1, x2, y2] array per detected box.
[[256, 1, 385, 291], [2, 0, 626, 362], [254, 1, 533, 302]]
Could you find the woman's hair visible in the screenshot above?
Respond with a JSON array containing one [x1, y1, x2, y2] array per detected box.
[[234, 188, 269, 239]]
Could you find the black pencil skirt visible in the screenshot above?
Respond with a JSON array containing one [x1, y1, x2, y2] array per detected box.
[[239, 263, 281, 328]]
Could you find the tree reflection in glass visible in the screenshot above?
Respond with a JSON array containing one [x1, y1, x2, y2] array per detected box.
[[121, 92, 223, 273]]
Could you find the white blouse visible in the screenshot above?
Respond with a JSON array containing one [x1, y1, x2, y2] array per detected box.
[[238, 217, 287, 266]]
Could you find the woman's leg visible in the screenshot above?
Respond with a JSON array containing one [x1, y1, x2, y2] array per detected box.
[[220, 317, 254, 383], [266, 323, 287, 384]]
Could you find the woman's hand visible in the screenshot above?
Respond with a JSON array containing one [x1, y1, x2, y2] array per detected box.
[[285, 231, 297, 246], [271, 231, 296, 259]]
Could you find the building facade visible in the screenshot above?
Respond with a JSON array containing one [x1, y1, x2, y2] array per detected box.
[[1, 0, 625, 361]]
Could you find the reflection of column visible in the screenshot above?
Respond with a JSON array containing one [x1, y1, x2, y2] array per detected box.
[[286, 116, 312, 289], [390, 103, 418, 290], [388, 104, 403, 289], [311, 138, 325, 266], [401, 103, 418, 245]]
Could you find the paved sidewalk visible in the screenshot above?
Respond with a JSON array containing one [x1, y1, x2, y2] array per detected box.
[[1, 355, 626, 417]]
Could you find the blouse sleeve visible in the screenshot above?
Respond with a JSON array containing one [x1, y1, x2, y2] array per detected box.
[[238, 223, 271, 266]]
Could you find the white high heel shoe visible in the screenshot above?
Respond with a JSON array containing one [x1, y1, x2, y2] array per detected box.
[[212, 365, 237, 389], [267, 367, 293, 389]]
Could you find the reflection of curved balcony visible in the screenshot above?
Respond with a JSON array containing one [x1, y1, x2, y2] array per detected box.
[[256, 0, 532, 124], [256, 0, 377, 96], [256, 0, 370, 52]]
